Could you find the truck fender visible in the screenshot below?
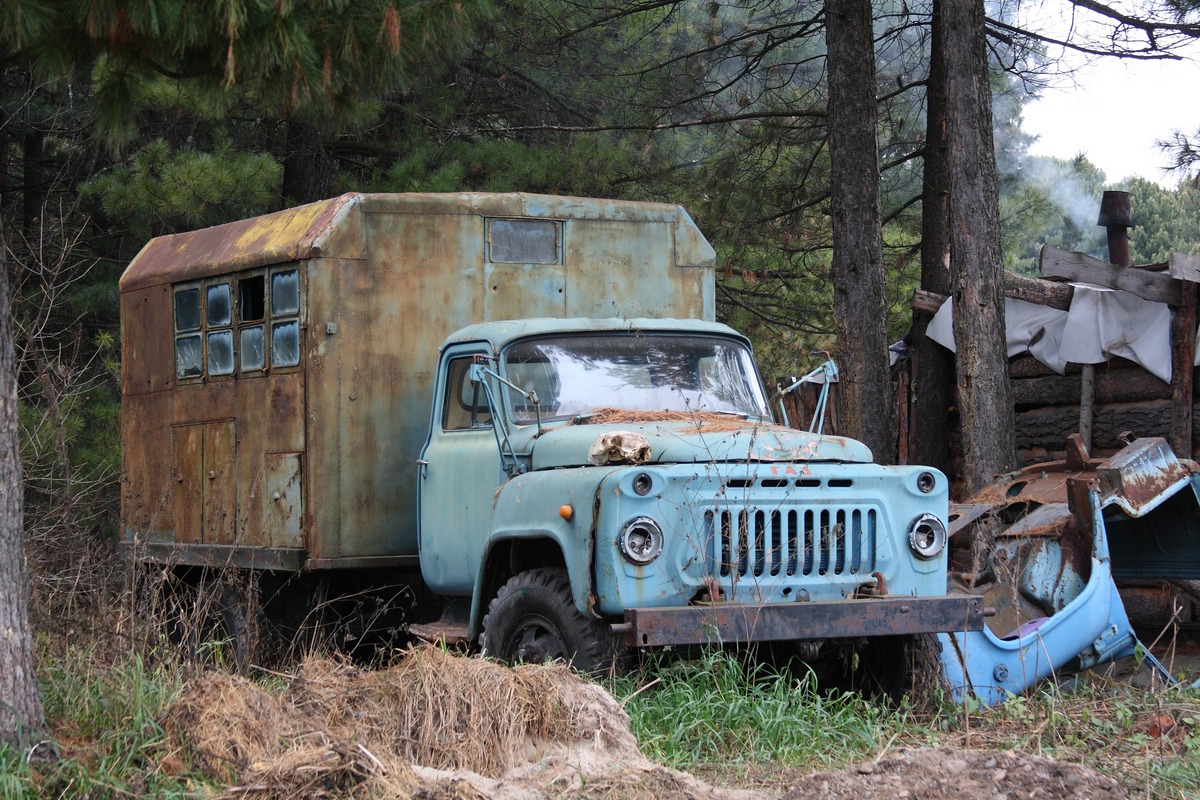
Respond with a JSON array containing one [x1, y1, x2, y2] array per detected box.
[[468, 530, 596, 640]]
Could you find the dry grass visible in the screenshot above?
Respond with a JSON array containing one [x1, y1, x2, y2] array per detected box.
[[163, 647, 642, 799]]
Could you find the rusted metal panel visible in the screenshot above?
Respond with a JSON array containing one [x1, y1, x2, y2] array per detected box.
[[120, 541, 307, 571], [171, 423, 204, 543], [614, 596, 989, 647], [562, 218, 707, 319], [262, 453, 303, 548], [171, 420, 236, 545], [303, 555, 422, 570], [1096, 437, 1193, 515], [120, 195, 364, 291], [121, 285, 174, 396]]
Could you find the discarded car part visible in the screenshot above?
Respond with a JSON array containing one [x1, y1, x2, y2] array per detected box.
[[940, 437, 1190, 705]]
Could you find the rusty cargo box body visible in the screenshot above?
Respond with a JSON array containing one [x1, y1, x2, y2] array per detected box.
[[120, 193, 716, 570]]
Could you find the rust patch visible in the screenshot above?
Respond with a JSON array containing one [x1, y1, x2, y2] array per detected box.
[[121, 194, 361, 291]]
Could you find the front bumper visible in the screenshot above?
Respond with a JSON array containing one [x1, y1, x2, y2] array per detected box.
[[610, 595, 991, 647]]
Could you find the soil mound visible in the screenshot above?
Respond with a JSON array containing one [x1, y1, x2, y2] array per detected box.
[[164, 646, 758, 799], [163, 648, 1127, 799]]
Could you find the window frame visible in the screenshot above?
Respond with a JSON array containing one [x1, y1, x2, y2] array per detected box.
[[171, 264, 304, 383], [486, 217, 563, 265], [440, 354, 493, 431]]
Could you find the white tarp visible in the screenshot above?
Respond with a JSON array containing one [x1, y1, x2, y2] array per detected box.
[[926, 283, 1177, 383]]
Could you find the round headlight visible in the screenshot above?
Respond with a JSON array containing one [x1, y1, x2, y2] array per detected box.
[[908, 513, 947, 560], [618, 516, 664, 565], [916, 471, 937, 494]]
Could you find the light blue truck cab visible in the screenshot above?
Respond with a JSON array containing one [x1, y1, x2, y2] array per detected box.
[[418, 316, 989, 671]]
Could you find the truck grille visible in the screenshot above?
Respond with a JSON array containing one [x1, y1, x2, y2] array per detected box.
[[705, 507, 877, 579]]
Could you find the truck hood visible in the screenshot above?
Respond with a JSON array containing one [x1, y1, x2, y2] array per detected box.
[[520, 418, 873, 469]]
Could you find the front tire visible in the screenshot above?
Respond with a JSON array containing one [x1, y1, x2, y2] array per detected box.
[[480, 568, 619, 674]]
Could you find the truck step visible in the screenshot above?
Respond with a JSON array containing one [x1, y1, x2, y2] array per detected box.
[[408, 619, 470, 646]]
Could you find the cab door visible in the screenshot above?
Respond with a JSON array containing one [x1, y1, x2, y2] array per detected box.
[[417, 346, 505, 594]]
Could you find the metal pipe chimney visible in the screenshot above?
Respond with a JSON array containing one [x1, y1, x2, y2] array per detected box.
[[1097, 190, 1132, 267]]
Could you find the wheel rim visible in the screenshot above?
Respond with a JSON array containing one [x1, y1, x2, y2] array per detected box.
[[509, 613, 570, 663]]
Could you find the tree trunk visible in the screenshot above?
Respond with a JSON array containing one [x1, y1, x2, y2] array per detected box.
[[825, 0, 896, 463], [281, 118, 333, 206], [22, 128, 45, 235], [940, 0, 1016, 493], [913, 3, 955, 475], [0, 217, 48, 749]]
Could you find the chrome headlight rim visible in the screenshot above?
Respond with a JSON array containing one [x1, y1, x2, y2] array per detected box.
[[618, 516, 664, 565], [908, 512, 947, 560]]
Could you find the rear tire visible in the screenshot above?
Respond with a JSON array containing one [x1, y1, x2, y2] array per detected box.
[[480, 568, 620, 675], [217, 579, 262, 673]]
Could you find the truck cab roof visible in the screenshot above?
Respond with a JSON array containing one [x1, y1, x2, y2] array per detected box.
[[441, 317, 748, 353]]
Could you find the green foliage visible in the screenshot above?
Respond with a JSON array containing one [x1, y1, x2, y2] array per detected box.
[[373, 133, 641, 197], [6, 0, 494, 150], [1127, 177, 1200, 264], [84, 138, 281, 238], [612, 649, 1200, 799], [613, 650, 893, 768], [0, 745, 37, 800]]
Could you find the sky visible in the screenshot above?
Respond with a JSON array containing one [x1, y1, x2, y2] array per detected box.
[[1018, 8, 1200, 188]]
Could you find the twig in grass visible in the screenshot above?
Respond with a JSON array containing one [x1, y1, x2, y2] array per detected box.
[[619, 677, 662, 708], [874, 730, 901, 763], [356, 743, 385, 774]]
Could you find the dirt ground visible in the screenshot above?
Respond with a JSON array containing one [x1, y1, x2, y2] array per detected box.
[[162, 647, 1132, 800]]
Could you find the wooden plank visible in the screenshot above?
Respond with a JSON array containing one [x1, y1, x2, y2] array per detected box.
[[911, 271, 1073, 315], [1011, 370, 1173, 407], [911, 288, 946, 315], [1003, 270, 1074, 310], [1013, 401, 1175, 453], [1008, 354, 1056, 379], [1079, 364, 1095, 450], [1168, 252, 1200, 284], [1039, 245, 1182, 306]]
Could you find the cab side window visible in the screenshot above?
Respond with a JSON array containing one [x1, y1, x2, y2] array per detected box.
[[442, 356, 491, 430]]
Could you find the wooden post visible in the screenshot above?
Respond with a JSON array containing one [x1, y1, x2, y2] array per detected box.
[[1088, 191, 1133, 453], [1079, 365, 1095, 451], [1170, 280, 1197, 459], [1168, 253, 1200, 458]]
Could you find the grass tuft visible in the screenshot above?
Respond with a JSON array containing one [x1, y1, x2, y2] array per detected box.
[[612, 649, 909, 769], [2, 646, 212, 799]]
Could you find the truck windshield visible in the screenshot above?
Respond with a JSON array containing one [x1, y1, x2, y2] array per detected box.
[[503, 333, 771, 424]]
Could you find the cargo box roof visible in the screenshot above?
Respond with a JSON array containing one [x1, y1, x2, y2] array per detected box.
[[119, 192, 715, 292]]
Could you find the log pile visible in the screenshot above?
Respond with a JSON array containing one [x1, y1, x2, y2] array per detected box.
[[912, 245, 1200, 466]]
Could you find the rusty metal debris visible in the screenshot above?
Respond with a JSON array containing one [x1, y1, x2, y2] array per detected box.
[[940, 435, 1193, 704]]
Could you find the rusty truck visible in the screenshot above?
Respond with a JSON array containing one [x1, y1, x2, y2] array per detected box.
[[120, 192, 987, 673]]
